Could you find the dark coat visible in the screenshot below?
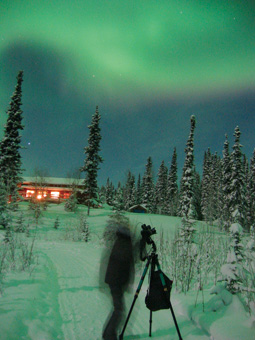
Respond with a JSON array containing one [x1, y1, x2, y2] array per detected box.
[[105, 229, 134, 288]]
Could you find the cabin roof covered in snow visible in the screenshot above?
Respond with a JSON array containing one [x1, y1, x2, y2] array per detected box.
[[21, 177, 84, 186]]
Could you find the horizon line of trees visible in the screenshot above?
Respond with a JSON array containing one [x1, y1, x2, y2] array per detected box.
[[100, 116, 254, 232], [1, 71, 254, 234]]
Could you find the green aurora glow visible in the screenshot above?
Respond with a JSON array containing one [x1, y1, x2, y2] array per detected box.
[[1, 0, 255, 100], [0, 0, 255, 183]]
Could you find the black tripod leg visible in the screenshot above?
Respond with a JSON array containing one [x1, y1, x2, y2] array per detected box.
[[156, 260, 183, 340], [119, 257, 151, 340], [168, 300, 183, 340], [149, 310, 153, 337]]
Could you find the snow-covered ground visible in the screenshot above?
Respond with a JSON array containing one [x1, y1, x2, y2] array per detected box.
[[0, 203, 254, 340]]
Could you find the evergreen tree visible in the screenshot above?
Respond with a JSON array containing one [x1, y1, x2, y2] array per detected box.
[[136, 174, 142, 204], [221, 135, 232, 230], [0, 71, 24, 204], [201, 149, 211, 220], [105, 178, 114, 205], [220, 223, 244, 294], [142, 156, 154, 212], [229, 127, 247, 228], [155, 160, 168, 212], [124, 171, 136, 210], [247, 149, 255, 229], [64, 193, 78, 212], [193, 170, 202, 221], [113, 182, 125, 211], [210, 153, 221, 221], [164, 147, 178, 216], [179, 115, 196, 218], [80, 106, 103, 214], [0, 176, 8, 228]]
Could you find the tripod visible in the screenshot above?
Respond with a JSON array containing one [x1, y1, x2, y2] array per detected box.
[[119, 240, 183, 340]]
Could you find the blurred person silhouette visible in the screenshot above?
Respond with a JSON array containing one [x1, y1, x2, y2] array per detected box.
[[100, 215, 134, 340]]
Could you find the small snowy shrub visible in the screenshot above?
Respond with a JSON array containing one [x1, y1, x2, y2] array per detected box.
[[79, 214, 89, 242], [15, 212, 25, 233], [64, 194, 78, 212], [220, 223, 244, 294], [53, 216, 60, 229], [176, 217, 197, 293]]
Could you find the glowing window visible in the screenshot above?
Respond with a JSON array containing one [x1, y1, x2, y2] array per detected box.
[[26, 190, 35, 198], [51, 191, 60, 199]]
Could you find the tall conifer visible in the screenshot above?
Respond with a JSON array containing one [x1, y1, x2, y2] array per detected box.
[[80, 106, 103, 213], [229, 126, 246, 228], [179, 115, 196, 218], [0, 70, 24, 203], [142, 156, 154, 212], [165, 147, 178, 216]]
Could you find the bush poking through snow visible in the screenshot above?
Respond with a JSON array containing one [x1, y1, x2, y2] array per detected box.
[[54, 216, 60, 229], [64, 194, 78, 212], [78, 214, 89, 242], [15, 212, 26, 233], [220, 223, 244, 294]]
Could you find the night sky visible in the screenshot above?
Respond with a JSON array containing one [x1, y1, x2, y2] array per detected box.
[[1, 0, 255, 185]]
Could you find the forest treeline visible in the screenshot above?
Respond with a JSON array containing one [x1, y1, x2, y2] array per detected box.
[[0, 71, 254, 232], [100, 116, 254, 232]]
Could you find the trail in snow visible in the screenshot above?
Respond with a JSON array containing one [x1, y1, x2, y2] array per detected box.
[[36, 239, 211, 340]]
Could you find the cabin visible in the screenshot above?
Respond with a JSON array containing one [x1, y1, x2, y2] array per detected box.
[[129, 204, 148, 213], [18, 177, 85, 202]]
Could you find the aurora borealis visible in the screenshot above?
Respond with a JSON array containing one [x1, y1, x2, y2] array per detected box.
[[1, 0, 255, 184]]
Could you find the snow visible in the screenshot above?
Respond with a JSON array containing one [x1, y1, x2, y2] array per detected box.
[[0, 203, 254, 340], [230, 223, 243, 234]]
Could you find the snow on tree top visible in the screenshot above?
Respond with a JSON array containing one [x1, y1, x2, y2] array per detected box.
[[230, 223, 243, 234]]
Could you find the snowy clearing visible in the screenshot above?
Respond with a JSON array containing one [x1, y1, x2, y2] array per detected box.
[[0, 203, 254, 340]]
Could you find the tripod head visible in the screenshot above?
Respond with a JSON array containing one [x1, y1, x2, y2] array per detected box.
[[140, 224, 157, 261]]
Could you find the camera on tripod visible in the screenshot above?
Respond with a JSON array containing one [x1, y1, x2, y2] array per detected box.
[[141, 224, 156, 244], [140, 224, 157, 261], [120, 223, 183, 340]]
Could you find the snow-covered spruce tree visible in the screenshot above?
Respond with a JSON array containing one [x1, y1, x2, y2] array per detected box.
[[123, 171, 136, 210], [136, 174, 142, 204], [229, 126, 247, 229], [113, 182, 125, 211], [201, 149, 211, 221], [0, 176, 8, 228], [105, 178, 114, 205], [179, 115, 196, 218], [142, 156, 155, 213], [201, 150, 221, 223], [220, 223, 244, 294], [193, 170, 202, 221], [164, 147, 178, 216], [80, 106, 103, 215], [0, 71, 24, 205], [209, 153, 221, 222], [247, 149, 255, 229], [64, 193, 78, 212], [177, 116, 197, 291], [155, 160, 168, 213], [220, 135, 232, 230]]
